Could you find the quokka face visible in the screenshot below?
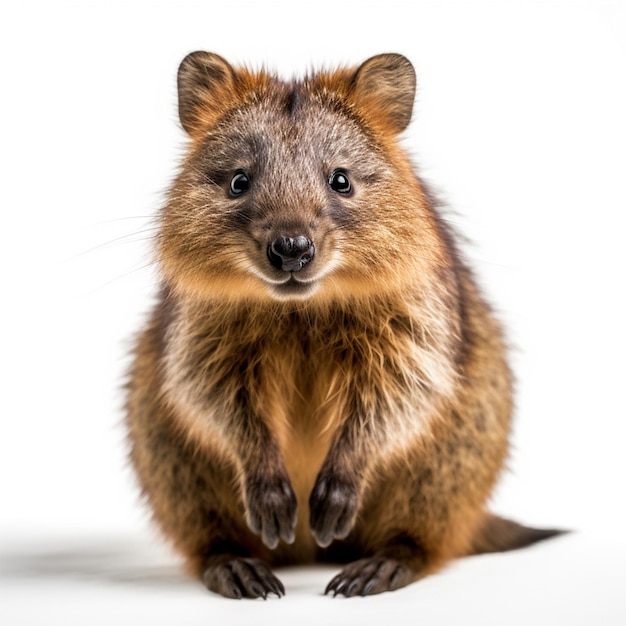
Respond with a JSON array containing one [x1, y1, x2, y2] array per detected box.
[[158, 53, 448, 303]]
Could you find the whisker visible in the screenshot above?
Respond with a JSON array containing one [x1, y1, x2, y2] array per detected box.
[[69, 227, 161, 260], [84, 257, 158, 295], [94, 216, 158, 225]]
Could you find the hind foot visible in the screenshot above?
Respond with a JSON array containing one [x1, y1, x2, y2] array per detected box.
[[203, 556, 285, 599], [325, 535, 427, 597], [325, 555, 418, 597]]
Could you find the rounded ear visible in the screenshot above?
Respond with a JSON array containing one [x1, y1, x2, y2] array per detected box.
[[351, 54, 416, 134], [177, 51, 237, 135]]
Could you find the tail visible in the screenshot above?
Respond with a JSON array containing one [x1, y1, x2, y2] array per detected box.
[[469, 513, 569, 555]]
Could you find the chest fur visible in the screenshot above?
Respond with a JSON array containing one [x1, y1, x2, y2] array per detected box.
[[163, 299, 459, 456]]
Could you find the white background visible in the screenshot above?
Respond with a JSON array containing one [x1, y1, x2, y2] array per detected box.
[[1, 0, 625, 624]]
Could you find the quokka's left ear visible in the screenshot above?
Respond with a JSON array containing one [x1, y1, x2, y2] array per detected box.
[[350, 53, 416, 134]]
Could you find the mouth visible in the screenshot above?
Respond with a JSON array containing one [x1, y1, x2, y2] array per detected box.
[[267, 275, 318, 300]]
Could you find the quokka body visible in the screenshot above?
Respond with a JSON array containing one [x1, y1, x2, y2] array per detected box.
[[126, 52, 562, 599]]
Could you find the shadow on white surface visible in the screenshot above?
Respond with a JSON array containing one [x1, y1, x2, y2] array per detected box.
[[0, 536, 189, 587], [1, 531, 623, 626]]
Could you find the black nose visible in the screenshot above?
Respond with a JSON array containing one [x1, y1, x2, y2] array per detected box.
[[267, 236, 315, 272]]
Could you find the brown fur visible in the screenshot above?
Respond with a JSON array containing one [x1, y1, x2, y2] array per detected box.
[[126, 52, 562, 599]]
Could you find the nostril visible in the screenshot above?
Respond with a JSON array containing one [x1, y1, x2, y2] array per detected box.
[[267, 243, 284, 271], [268, 236, 315, 272], [272, 236, 309, 258]]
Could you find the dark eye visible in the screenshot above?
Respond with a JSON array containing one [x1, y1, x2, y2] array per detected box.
[[329, 169, 352, 194], [229, 171, 250, 196]]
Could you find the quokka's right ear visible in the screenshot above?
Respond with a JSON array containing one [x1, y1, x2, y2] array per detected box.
[[177, 51, 237, 136]]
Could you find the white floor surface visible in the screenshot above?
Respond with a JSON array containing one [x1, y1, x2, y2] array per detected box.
[[1, 530, 622, 626]]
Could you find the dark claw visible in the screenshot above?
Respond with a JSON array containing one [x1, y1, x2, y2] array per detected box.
[[324, 573, 343, 595], [361, 579, 375, 596], [346, 580, 360, 597], [249, 582, 266, 599], [271, 577, 286, 597], [334, 581, 349, 598], [254, 561, 285, 598]]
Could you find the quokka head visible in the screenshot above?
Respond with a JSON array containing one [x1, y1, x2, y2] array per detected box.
[[158, 52, 448, 303]]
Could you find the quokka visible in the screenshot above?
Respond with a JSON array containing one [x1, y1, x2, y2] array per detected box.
[[126, 52, 562, 599]]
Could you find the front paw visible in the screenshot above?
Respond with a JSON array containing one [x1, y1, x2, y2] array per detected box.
[[309, 473, 359, 548], [244, 474, 297, 550]]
